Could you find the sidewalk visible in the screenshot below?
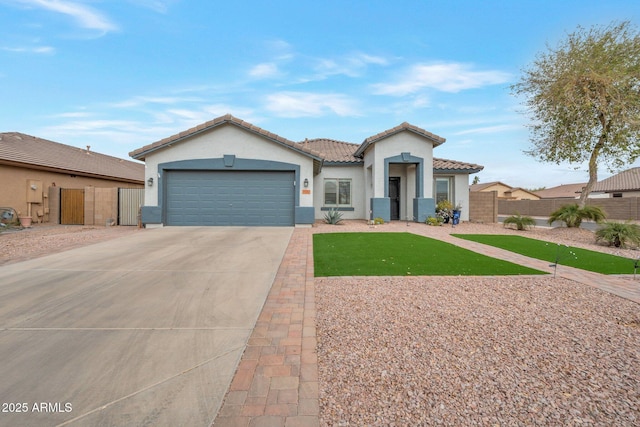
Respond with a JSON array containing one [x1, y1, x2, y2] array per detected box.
[[213, 221, 640, 426]]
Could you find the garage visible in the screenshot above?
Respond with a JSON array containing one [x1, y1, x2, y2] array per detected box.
[[165, 170, 295, 226]]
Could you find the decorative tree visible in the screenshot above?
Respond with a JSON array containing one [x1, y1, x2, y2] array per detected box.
[[512, 21, 640, 206]]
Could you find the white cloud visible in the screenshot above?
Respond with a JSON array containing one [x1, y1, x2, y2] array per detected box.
[[265, 92, 359, 118], [454, 124, 521, 135], [0, 45, 55, 54], [126, 0, 175, 13], [249, 63, 280, 79], [373, 62, 511, 95], [18, 0, 118, 33], [311, 52, 389, 79]]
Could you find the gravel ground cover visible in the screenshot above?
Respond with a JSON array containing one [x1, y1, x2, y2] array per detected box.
[[0, 224, 141, 266], [313, 221, 640, 426]]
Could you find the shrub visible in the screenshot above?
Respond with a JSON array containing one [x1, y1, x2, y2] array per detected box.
[[436, 200, 453, 223], [595, 221, 640, 248], [323, 208, 343, 225], [503, 213, 536, 230], [548, 204, 606, 228], [426, 216, 442, 226], [373, 217, 384, 225]]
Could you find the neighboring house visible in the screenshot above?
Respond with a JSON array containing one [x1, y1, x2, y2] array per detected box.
[[470, 181, 540, 200], [0, 132, 144, 223], [534, 183, 585, 199], [129, 114, 483, 227], [591, 168, 640, 198]]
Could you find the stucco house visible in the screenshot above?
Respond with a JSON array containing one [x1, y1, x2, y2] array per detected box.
[[1, 132, 144, 224], [129, 115, 483, 227], [590, 168, 640, 198], [470, 181, 540, 200]]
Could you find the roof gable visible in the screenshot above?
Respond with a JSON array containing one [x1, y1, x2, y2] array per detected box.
[[354, 122, 446, 157], [129, 114, 324, 161], [0, 132, 143, 183]]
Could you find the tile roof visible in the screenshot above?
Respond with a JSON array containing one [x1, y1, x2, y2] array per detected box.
[[129, 115, 482, 174], [297, 138, 362, 163], [469, 181, 512, 191], [0, 132, 144, 183], [534, 183, 585, 199], [433, 157, 483, 173], [592, 168, 640, 192], [129, 114, 324, 161], [354, 121, 446, 157]]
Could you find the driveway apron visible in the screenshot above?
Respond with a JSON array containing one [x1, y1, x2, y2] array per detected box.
[[0, 226, 292, 427]]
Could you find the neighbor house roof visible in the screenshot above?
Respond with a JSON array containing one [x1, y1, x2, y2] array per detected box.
[[534, 183, 585, 199], [129, 114, 325, 162], [0, 132, 144, 183], [592, 168, 640, 193], [469, 181, 512, 192], [354, 121, 446, 157]]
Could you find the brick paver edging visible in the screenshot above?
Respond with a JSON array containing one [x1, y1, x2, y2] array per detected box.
[[213, 228, 319, 427]]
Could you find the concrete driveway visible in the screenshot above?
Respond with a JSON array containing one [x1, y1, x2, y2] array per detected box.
[[0, 226, 293, 427]]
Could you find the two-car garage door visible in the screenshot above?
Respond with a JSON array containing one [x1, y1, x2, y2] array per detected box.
[[165, 170, 295, 226]]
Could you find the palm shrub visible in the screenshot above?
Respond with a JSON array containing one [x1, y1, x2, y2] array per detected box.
[[323, 208, 343, 225], [503, 213, 536, 230], [548, 204, 606, 228], [595, 221, 640, 248]]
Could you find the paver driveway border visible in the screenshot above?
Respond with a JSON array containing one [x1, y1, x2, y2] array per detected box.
[[0, 226, 293, 427]]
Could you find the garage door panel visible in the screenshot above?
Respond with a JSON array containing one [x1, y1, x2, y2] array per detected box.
[[166, 170, 294, 226]]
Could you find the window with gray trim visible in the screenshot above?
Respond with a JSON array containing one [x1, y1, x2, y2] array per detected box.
[[435, 177, 452, 202], [324, 179, 352, 206]]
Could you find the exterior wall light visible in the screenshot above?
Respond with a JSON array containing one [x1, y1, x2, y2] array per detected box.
[[303, 178, 309, 188], [147, 177, 154, 187]]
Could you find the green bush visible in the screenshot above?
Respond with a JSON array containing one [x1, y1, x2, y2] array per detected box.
[[373, 217, 384, 225], [595, 221, 640, 248], [503, 213, 536, 230], [323, 208, 343, 225], [426, 216, 442, 226], [548, 204, 606, 228]]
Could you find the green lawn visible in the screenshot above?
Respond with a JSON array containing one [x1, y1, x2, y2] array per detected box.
[[452, 234, 637, 275], [313, 232, 546, 277]]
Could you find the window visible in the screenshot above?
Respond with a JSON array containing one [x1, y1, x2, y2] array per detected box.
[[435, 177, 451, 203], [613, 193, 623, 198], [324, 179, 351, 207]]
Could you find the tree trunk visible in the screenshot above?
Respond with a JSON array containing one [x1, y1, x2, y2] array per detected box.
[[579, 116, 609, 207]]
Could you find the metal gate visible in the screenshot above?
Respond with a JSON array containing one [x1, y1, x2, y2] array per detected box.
[[60, 189, 85, 225], [118, 188, 145, 225]]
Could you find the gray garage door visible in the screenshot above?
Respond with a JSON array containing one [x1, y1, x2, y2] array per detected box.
[[165, 170, 295, 226]]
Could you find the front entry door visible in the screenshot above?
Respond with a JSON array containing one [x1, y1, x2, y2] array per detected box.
[[389, 177, 400, 220]]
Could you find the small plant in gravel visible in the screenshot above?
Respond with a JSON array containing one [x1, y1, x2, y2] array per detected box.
[[503, 213, 536, 230], [548, 204, 606, 228], [373, 217, 384, 225], [547, 242, 578, 277], [323, 208, 343, 225], [595, 221, 640, 248]]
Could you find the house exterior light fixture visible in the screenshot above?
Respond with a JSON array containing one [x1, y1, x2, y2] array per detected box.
[[303, 178, 309, 188], [147, 177, 154, 187]]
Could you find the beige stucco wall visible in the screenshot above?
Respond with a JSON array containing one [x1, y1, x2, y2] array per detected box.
[[0, 164, 142, 222], [313, 164, 365, 220], [142, 125, 315, 208]]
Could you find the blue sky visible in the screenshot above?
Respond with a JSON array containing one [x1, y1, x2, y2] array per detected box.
[[1, 0, 639, 189]]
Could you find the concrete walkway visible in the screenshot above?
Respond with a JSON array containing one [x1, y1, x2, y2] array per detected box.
[[213, 221, 640, 427]]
